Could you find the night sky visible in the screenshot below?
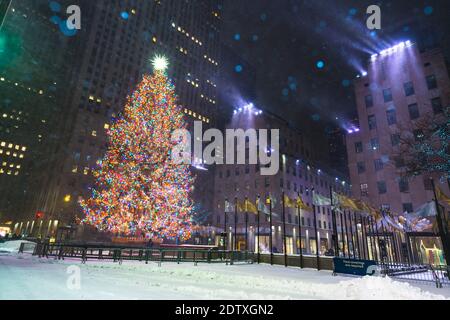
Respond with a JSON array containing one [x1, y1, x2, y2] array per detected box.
[[222, 0, 450, 132]]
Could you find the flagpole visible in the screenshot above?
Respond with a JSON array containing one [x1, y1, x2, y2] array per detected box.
[[353, 212, 361, 259], [234, 196, 237, 251], [311, 188, 320, 271], [224, 198, 228, 252], [430, 178, 450, 267], [339, 211, 346, 257], [373, 216, 381, 262], [245, 196, 248, 255], [367, 216, 377, 261], [269, 195, 273, 265], [343, 209, 352, 258], [329, 187, 339, 257], [257, 196, 260, 264], [281, 191, 288, 267], [297, 192, 304, 268], [360, 215, 369, 259], [348, 211, 355, 259]]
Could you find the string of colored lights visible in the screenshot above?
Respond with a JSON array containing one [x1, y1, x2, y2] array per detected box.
[[79, 68, 195, 241]]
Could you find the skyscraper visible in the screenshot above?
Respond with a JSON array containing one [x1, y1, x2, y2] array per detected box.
[[346, 43, 450, 214], [48, 0, 223, 226], [0, 0, 81, 223]]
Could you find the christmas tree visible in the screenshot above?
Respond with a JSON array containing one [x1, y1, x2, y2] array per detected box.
[[79, 55, 195, 241]]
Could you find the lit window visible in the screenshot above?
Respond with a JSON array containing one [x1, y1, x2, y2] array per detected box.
[[14, 145, 19, 150], [2, 162, 6, 166], [16, 165, 20, 169], [8, 143, 12, 148], [91, 130, 97, 137], [64, 194, 71, 202], [104, 124, 110, 129], [89, 95, 94, 101], [83, 167, 89, 175], [12, 153, 17, 157], [0, 142, 4, 146], [152, 36, 157, 43], [21, 146, 26, 151], [71, 166, 78, 173], [14, 171, 19, 176], [0, 149, 2, 154], [19, 154, 24, 158]]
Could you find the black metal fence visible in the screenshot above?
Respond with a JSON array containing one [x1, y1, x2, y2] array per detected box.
[[26, 242, 254, 266]]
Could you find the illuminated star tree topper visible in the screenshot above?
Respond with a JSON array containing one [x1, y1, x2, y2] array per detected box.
[[151, 54, 169, 72]]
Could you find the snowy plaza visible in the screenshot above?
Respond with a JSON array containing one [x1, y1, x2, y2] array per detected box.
[[0, 241, 449, 300]]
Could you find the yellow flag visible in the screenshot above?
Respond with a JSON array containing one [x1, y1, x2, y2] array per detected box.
[[245, 199, 258, 214], [283, 195, 295, 208], [238, 199, 257, 214], [436, 187, 450, 206], [296, 196, 313, 211], [340, 195, 360, 211]]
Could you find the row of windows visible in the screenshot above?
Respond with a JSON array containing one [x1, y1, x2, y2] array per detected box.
[[0, 141, 27, 151], [364, 75, 438, 108], [183, 108, 210, 123], [367, 97, 443, 130], [218, 167, 349, 194], [359, 175, 433, 198], [355, 127, 428, 154], [217, 213, 333, 230], [0, 168, 19, 175]]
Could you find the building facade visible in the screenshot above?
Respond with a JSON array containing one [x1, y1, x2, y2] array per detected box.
[[0, 0, 81, 227], [210, 108, 353, 255], [346, 44, 450, 215]]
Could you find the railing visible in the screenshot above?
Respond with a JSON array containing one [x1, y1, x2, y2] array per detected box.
[[32, 243, 254, 266], [18, 241, 37, 254], [380, 261, 450, 288]]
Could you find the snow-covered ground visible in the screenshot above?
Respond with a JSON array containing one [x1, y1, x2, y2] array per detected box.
[[1, 241, 449, 300]]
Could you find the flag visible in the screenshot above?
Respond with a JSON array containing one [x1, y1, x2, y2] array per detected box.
[[224, 199, 234, 213], [295, 196, 312, 211], [245, 199, 258, 214], [409, 201, 437, 218], [312, 192, 331, 206], [238, 199, 257, 214], [263, 194, 279, 217], [436, 187, 450, 206], [283, 195, 296, 208], [333, 192, 360, 211], [256, 197, 269, 215], [380, 211, 403, 231], [266, 193, 277, 209]]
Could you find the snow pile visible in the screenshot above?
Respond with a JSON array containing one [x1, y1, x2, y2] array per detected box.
[[334, 276, 446, 300], [0, 240, 35, 254]]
